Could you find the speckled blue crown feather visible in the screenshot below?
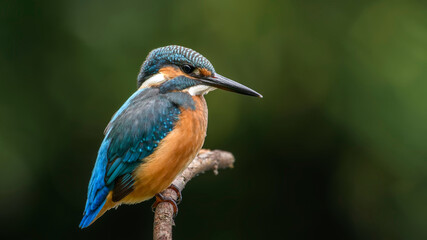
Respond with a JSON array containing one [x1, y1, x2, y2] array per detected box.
[[137, 45, 215, 88]]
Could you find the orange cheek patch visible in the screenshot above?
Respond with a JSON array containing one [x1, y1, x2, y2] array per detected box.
[[159, 66, 185, 79], [199, 68, 212, 77]]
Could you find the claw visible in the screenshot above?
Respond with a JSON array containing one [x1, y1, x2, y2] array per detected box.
[[151, 193, 178, 217], [168, 184, 182, 204]]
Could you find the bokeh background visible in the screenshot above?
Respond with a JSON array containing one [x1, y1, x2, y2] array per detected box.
[[1, 0, 427, 239]]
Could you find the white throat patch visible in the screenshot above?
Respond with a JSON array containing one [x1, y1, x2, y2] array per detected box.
[[140, 73, 216, 96], [187, 85, 217, 96], [139, 73, 167, 89]]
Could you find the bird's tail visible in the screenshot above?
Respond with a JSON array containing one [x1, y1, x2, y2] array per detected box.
[[79, 199, 106, 229], [80, 192, 118, 228], [79, 185, 112, 228]]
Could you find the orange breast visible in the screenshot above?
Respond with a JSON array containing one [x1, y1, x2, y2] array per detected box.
[[91, 95, 208, 224], [123, 95, 208, 203]]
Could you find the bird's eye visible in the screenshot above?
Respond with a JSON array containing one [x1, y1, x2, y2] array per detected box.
[[181, 64, 195, 74]]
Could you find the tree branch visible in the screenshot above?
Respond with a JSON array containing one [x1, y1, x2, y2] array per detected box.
[[153, 149, 235, 240]]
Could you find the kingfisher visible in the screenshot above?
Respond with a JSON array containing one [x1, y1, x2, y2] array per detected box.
[[79, 45, 262, 228]]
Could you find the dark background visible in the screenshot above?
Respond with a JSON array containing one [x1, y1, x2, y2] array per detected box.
[[1, 0, 427, 239]]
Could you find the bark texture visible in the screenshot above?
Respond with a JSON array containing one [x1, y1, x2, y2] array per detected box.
[[153, 149, 235, 240]]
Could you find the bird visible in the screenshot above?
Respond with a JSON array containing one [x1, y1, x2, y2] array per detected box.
[[79, 45, 262, 228]]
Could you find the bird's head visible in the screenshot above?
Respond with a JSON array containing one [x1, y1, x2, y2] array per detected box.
[[137, 45, 262, 98]]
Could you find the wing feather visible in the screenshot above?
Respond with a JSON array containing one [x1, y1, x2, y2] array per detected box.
[[80, 81, 196, 228]]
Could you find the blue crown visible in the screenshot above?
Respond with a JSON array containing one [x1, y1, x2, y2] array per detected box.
[[137, 45, 215, 88]]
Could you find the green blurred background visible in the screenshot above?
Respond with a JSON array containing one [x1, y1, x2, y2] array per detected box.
[[1, 0, 427, 239]]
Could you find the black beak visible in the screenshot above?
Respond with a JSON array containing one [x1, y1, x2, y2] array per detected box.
[[200, 73, 263, 98]]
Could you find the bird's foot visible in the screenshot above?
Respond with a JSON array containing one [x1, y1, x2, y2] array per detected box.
[[168, 183, 182, 204], [151, 192, 179, 217], [152, 184, 182, 217]]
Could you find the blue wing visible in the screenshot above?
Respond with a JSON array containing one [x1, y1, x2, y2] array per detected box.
[[79, 88, 194, 228]]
